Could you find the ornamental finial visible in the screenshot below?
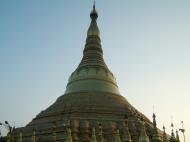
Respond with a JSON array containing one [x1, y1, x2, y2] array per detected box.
[[93, 0, 95, 9], [153, 112, 157, 127], [90, 0, 98, 20]]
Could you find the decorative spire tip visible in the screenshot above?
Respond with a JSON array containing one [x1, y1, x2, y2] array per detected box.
[[93, 0, 95, 9], [90, 0, 98, 20]]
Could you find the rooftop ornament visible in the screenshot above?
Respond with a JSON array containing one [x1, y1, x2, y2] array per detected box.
[[179, 121, 185, 142]]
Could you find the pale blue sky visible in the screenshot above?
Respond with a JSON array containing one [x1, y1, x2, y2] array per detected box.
[[0, 0, 189, 141]]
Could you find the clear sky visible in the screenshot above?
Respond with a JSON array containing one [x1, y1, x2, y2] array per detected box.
[[0, 0, 189, 141]]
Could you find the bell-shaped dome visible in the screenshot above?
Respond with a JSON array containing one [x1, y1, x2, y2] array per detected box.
[[65, 67, 120, 94]]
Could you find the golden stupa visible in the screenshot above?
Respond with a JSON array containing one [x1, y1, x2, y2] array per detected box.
[[11, 4, 176, 142]]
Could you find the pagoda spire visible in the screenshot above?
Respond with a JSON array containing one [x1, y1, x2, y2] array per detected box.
[[176, 130, 180, 142], [138, 120, 150, 142], [153, 113, 157, 127], [163, 126, 168, 142], [169, 123, 176, 142], [65, 2, 120, 95], [151, 113, 162, 142], [80, 2, 104, 68], [122, 119, 132, 142], [87, 0, 100, 37]]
